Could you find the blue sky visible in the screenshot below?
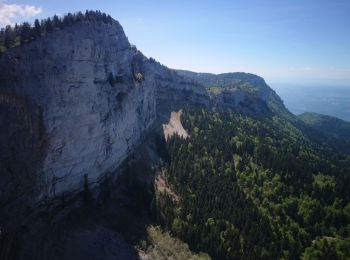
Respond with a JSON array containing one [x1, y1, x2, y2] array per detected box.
[[1, 0, 350, 85]]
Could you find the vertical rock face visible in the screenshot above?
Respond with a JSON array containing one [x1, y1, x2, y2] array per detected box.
[[0, 20, 156, 215], [0, 16, 287, 225], [149, 61, 211, 122], [175, 70, 288, 116], [0, 19, 210, 224]]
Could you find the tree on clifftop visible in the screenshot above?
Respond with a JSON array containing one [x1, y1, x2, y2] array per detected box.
[[20, 22, 31, 45], [4, 25, 15, 49]]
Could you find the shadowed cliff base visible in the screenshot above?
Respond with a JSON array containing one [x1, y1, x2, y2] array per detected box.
[[0, 131, 207, 260]]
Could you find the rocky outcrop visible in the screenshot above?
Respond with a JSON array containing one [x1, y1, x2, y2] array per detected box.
[[148, 60, 211, 122], [0, 21, 152, 201], [176, 70, 289, 116], [0, 18, 211, 227], [0, 15, 289, 227]]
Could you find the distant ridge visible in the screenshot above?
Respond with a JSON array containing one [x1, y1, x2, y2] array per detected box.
[[299, 112, 350, 153]]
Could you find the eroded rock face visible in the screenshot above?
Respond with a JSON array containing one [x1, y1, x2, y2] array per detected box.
[[1, 15, 286, 227], [0, 20, 155, 219], [0, 19, 211, 225], [175, 69, 288, 116], [162, 109, 189, 141], [147, 60, 211, 122]]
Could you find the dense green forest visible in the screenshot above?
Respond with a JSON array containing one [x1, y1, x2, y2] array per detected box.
[[151, 108, 350, 259]]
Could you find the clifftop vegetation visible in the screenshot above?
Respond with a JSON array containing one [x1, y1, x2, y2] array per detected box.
[[0, 10, 114, 53]]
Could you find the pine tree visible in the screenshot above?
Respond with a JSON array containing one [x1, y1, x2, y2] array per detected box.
[[34, 19, 41, 38], [0, 28, 5, 48], [4, 25, 15, 49], [52, 15, 62, 29], [63, 13, 74, 26], [20, 22, 31, 45], [45, 18, 53, 33]]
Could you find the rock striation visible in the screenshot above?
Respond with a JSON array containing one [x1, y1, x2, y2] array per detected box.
[[0, 18, 210, 225]]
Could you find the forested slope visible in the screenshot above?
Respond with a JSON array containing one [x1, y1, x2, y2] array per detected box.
[[152, 108, 350, 259], [299, 112, 350, 154]]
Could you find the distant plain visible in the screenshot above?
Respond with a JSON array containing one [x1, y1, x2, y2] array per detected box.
[[272, 84, 350, 121]]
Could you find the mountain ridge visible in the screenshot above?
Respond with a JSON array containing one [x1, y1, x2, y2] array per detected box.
[[299, 112, 350, 153], [0, 11, 288, 220]]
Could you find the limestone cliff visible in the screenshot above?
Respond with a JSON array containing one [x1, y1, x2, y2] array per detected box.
[[176, 70, 289, 117], [0, 18, 211, 226], [0, 15, 286, 227]]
